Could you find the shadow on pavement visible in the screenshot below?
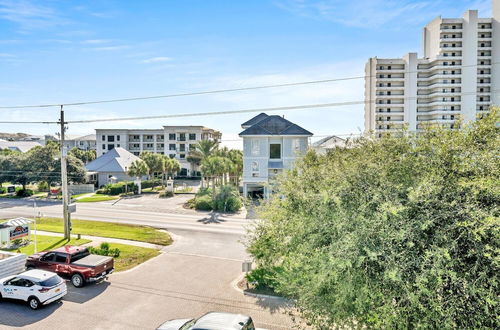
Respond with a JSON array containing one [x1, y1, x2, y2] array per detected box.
[[197, 212, 227, 224], [0, 297, 62, 327], [63, 280, 110, 304]]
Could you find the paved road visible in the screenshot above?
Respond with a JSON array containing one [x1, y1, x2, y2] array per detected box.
[[0, 198, 298, 329]]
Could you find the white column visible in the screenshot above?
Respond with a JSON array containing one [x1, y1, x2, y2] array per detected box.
[[492, 0, 500, 106], [462, 10, 479, 122], [404, 52, 418, 131]]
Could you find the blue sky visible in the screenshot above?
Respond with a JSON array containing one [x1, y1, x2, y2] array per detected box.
[[0, 0, 491, 148]]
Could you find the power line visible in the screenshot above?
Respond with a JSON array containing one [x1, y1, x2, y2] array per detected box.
[[0, 87, 494, 125], [0, 60, 498, 109]]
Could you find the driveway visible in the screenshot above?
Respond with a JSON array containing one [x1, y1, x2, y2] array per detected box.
[[0, 198, 298, 329], [0, 246, 296, 330]]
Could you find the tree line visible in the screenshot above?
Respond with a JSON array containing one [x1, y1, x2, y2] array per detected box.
[[247, 109, 499, 329], [0, 142, 87, 190]]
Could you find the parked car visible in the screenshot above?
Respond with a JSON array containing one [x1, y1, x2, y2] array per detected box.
[[0, 269, 67, 310], [157, 312, 264, 330], [26, 246, 114, 288]]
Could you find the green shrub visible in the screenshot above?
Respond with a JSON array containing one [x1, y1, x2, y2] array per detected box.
[[248, 110, 500, 329], [245, 267, 282, 290], [0, 187, 5, 194], [196, 187, 212, 197], [141, 179, 162, 189], [37, 181, 49, 192], [194, 195, 213, 211], [16, 189, 33, 197], [101, 182, 136, 195], [89, 242, 120, 258], [213, 185, 242, 212], [159, 191, 174, 198]]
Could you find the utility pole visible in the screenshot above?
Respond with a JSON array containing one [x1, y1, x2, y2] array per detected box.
[[59, 105, 71, 240]]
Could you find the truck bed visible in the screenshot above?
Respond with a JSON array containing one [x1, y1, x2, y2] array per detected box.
[[72, 255, 113, 268]]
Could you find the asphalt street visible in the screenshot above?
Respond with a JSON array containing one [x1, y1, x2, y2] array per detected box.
[[0, 197, 297, 329]]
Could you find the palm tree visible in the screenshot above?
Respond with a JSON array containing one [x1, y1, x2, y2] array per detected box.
[[127, 159, 149, 194], [227, 149, 243, 186], [188, 139, 219, 187], [163, 156, 181, 181], [201, 156, 224, 201]]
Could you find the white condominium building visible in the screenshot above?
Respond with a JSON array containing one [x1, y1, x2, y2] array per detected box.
[[365, 1, 500, 135], [95, 126, 221, 177]]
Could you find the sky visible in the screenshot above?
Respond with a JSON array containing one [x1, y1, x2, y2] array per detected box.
[[0, 0, 492, 149]]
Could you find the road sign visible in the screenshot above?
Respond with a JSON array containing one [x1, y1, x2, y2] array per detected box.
[[68, 203, 76, 214], [242, 260, 253, 273]]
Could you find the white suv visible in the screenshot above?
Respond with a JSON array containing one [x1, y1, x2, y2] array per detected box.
[[0, 269, 67, 310]]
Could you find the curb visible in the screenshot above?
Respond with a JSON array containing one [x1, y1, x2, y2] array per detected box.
[[230, 273, 291, 303]]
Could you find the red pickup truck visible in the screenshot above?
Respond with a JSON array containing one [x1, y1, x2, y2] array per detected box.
[[26, 246, 114, 288]]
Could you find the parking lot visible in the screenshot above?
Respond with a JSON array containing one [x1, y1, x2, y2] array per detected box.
[[0, 195, 297, 330], [0, 227, 296, 330]]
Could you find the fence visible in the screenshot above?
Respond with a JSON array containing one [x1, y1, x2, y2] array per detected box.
[[0, 252, 26, 278], [68, 184, 95, 195]]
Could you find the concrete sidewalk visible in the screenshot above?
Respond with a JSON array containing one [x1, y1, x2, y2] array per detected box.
[[34, 230, 162, 249]]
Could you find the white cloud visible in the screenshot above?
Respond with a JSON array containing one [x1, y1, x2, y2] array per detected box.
[[81, 39, 112, 44], [274, 0, 485, 28], [141, 56, 173, 64], [0, 0, 69, 31], [90, 45, 129, 51]]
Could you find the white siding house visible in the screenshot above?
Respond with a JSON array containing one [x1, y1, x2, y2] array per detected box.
[[239, 113, 312, 199]]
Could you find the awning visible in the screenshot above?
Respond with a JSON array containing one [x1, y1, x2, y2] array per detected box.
[[0, 217, 33, 229]]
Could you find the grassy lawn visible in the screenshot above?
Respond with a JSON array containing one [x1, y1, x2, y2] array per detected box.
[[107, 243, 161, 272], [36, 217, 172, 246], [1, 234, 91, 255], [76, 194, 120, 203]]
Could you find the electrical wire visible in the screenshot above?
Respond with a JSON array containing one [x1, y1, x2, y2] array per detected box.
[[0, 60, 497, 109]]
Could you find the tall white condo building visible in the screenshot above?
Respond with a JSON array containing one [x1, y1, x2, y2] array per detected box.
[[365, 1, 500, 135]]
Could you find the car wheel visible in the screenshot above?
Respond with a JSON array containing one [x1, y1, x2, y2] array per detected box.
[[71, 273, 84, 288], [28, 297, 40, 310]]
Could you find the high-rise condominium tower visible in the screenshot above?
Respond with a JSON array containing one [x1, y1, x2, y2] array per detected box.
[[365, 1, 500, 135]]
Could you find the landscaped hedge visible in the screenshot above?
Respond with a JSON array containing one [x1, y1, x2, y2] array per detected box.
[[194, 195, 213, 210], [0, 187, 5, 194], [16, 189, 33, 197], [98, 182, 136, 195]]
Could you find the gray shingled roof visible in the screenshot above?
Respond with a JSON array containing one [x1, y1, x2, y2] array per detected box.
[[239, 114, 313, 136], [240, 113, 269, 128], [85, 147, 139, 173]]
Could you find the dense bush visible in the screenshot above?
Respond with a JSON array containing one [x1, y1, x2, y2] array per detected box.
[[194, 195, 213, 211], [213, 185, 242, 212], [159, 191, 174, 198], [0, 187, 5, 194], [89, 242, 120, 258], [16, 188, 33, 197], [248, 110, 500, 329], [37, 181, 49, 192], [245, 267, 282, 290], [100, 182, 136, 195], [141, 179, 162, 189]]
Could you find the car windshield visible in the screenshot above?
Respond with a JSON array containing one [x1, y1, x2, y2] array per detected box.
[[70, 249, 90, 263], [38, 275, 61, 287]]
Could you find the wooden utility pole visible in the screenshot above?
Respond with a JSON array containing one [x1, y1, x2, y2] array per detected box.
[[59, 105, 70, 240]]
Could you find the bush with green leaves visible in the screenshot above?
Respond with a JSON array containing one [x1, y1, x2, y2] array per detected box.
[[194, 194, 213, 211], [16, 188, 33, 197], [89, 242, 120, 258], [101, 182, 136, 195], [159, 191, 174, 198], [37, 181, 49, 192], [213, 185, 242, 212], [0, 186, 5, 194], [248, 110, 500, 329], [245, 267, 282, 290]]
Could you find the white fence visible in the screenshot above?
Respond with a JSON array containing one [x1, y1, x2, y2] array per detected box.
[[0, 252, 26, 278], [68, 184, 95, 195]]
